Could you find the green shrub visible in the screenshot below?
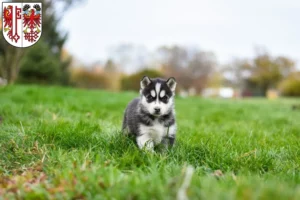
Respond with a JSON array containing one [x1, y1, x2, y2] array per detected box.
[[18, 40, 61, 84], [279, 72, 300, 96], [121, 69, 163, 91], [70, 68, 109, 89]]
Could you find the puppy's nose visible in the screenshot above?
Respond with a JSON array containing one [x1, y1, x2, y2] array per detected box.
[[154, 108, 161, 113]]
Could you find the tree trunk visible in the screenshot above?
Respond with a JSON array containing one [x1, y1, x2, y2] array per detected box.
[[3, 47, 25, 84]]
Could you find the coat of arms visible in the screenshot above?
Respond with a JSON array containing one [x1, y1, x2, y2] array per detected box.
[[2, 2, 42, 48]]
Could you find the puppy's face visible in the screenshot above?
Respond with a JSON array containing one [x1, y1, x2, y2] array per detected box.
[[140, 76, 177, 116]]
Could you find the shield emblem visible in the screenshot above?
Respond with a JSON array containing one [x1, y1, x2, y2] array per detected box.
[[2, 2, 42, 48]]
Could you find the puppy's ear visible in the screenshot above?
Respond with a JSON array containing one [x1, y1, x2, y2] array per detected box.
[[140, 76, 151, 89], [166, 77, 177, 92]]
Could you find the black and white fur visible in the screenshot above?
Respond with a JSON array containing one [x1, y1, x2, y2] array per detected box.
[[122, 76, 177, 151]]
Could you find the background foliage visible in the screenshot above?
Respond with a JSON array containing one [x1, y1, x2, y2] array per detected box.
[[121, 69, 163, 91], [0, 0, 299, 96]]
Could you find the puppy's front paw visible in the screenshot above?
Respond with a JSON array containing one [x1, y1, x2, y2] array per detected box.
[[137, 135, 154, 152]]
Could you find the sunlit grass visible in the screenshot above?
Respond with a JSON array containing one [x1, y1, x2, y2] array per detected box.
[[0, 85, 299, 199]]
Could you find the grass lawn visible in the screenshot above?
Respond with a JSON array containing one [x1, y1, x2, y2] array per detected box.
[[0, 85, 299, 199]]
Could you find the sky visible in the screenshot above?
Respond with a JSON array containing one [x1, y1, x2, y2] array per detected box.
[[59, 0, 299, 69]]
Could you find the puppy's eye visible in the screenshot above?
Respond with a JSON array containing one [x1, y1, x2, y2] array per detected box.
[[146, 95, 155, 101], [161, 96, 168, 101]]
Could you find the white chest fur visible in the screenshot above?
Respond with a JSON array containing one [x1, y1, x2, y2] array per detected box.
[[139, 120, 168, 144], [140, 120, 175, 144]]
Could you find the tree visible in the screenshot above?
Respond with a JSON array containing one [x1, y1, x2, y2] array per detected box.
[[157, 45, 216, 93], [70, 67, 109, 89], [222, 58, 252, 89], [157, 46, 189, 71], [103, 59, 122, 91], [224, 50, 295, 96], [107, 44, 149, 74], [279, 72, 300, 96], [250, 53, 295, 93], [104, 59, 118, 73], [121, 69, 163, 91], [188, 51, 216, 92], [206, 71, 224, 88], [0, 40, 25, 83], [18, 39, 61, 84]]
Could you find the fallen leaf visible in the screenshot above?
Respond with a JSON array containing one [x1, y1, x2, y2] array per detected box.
[[52, 113, 57, 120], [232, 172, 237, 182], [236, 149, 257, 160], [213, 170, 224, 178]]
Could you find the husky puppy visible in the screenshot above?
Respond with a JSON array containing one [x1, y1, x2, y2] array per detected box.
[[122, 76, 177, 151]]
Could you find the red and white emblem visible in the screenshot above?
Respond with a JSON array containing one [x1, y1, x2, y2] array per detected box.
[[2, 2, 42, 48]]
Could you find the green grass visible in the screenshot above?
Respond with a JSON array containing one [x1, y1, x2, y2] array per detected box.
[[0, 85, 299, 199]]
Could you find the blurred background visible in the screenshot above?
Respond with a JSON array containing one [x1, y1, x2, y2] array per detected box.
[[1, 0, 300, 98]]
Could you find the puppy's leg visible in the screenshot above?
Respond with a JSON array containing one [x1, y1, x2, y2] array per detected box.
[[168, 135, 176, 146], [122, 112, 127, 131], [162, 135, 176, 148], [122, 112, 131, 136], [162, 124, 177, 149], [136, 134, 154, 152]]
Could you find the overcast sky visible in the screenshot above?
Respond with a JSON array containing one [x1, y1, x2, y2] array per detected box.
[[60, 0, 300, 67]]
